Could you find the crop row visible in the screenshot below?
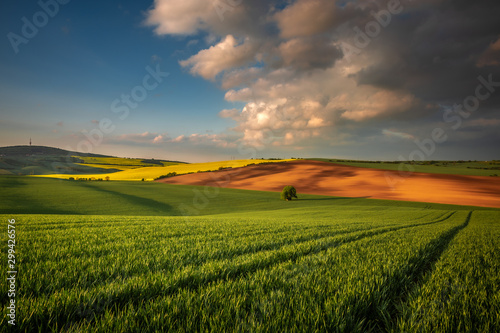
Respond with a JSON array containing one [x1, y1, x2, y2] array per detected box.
[[6, 211, 451, 298], [396, 210, 500, 332], [59, 210, 470, 332], [0, 209, 473, 331]]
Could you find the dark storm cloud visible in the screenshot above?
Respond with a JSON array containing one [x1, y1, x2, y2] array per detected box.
[[146, 0, 500, 158], [353, 0, 500, 105]]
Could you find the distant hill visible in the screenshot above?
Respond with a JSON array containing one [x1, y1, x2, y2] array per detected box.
[[0, 145, 185, 176], [0, 145, 112, 157]]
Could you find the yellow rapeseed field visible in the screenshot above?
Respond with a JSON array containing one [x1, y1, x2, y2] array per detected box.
[[38, 159, 291, 181]]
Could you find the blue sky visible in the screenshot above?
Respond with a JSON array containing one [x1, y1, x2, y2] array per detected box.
[[0, 0, 238, 161], [1, 0, 499, 162]]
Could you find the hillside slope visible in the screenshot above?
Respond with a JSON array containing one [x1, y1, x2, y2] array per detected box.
[[0, 145, 183, 175], [0, 145, 114, 157], [1, 175, 490, 216], [157, 160, 500, 208], [37, 159, 292, 181]]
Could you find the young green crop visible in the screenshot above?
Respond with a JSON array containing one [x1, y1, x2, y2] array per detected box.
[[395, 210, 500, 332], [1, 207, 498, 332], [94, 210, 467, 332], [1, 175, 486, 217]]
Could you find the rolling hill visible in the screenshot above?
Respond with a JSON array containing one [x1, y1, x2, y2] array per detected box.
[[158, 160, 500, 208], [0, 145, 184, 175], [1, 147, 499, 332]]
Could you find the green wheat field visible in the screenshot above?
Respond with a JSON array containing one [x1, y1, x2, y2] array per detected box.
[[1, 176, 499, 332]]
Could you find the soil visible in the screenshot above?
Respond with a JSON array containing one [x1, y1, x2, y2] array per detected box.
[[156, 160, 500, 208]]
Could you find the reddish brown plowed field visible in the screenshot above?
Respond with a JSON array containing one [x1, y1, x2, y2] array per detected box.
[[156, 160, 500, 208]]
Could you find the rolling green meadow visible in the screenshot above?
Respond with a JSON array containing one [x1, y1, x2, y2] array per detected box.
[[1, 175, 499, 332]]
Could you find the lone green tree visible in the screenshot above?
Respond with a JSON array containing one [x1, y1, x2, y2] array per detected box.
[[281, 185, 297, 201]]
